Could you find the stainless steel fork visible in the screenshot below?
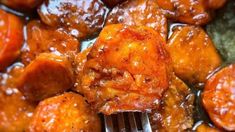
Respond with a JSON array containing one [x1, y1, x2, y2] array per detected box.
[[104, 112, 152, 132]]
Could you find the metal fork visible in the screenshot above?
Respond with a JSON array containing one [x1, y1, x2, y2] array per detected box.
[[104, 112, 152, 132]]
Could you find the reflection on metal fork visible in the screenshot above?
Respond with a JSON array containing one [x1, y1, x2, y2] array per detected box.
[[104, 112, 152, 132]]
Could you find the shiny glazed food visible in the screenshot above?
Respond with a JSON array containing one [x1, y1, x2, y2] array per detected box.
[[0, 64, 35, 132], [0, 0, 234, 131], [0, 9, 23, 71], [38, 0, 108, 39], [150, 75, 194, 131], [106, 0, 167, 40], [202, 64, 235, 131], [28, 92, 101, 132], [18, 53, 74, 102], [77, 24, 171, 115], [21, 20, 79, 65], [167, 25, 222, 84]]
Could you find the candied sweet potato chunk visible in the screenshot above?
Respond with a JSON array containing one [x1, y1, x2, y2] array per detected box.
[[156, 0, 211, 25], [106, 0, 168, 40], [18, 53, 74, 102], [150, 75, 194, 131], [0, 64, 35, 132], [21, 20, 79, 65], [28, 92, 101, 132], [167, 25, 222, 84], [0, 9, 23, 71], [76, 24, 171, 115], [202, 64, 235, 131], [0, 0, 42, 10], [38, 0, 107, 39]]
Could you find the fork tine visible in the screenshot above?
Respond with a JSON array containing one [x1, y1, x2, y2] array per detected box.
[[117, 113, 126, 132], [141, 113, 152, 132], [128, 113, 138, 132], [104, 115, 114, 132]]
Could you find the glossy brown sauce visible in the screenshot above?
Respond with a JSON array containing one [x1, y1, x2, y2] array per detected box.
[[0, 0, 233, 131]]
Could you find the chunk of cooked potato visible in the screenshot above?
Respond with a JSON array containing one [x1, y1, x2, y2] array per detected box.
[[0, 0, 42, 10], [167, 25, 222, 84], [156, 0, 211, 25], [21, 20, 79, 65], [0, 63, 35, 132], [38, 0, 108, 39], [18, 53, 74, 102], [202, 64, 235, 131], [149, 75, 194, 131], [28, 92, 101, 132], [0, 9, 23, 71], [106, 0, 168, 40], [76, 24, 171, 115]]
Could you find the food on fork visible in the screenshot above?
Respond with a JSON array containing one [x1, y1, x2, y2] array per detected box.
[[76, 24, 171, 115]]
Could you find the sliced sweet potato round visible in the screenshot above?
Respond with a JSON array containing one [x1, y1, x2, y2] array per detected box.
[[21, 20, 79, 65], [156, 0, 211, 25], [202, 64, 235, 131], [28, 92, 101, 132], [38, 0, 107, 39], [106, 0, 168, 40], [0, 64, 35, 132], [167, 25, 222, 84], [0, 9, 23, 71], [18, 53, 74, 102]]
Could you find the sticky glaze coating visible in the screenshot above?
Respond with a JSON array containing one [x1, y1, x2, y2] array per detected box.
[[73, 47, 92, 91], [167, 25, 222, 84], [202, 64, 235, 131], [0, 9, 23, 71], [0, 0, 42, 10], [38, 0, 108, 39], [0, 64, 35, 132], [18, 53, 74, 102], [106, 0, 167, 40], [21, 20, 79, 65], [102, 0, 126, 8], [156, 0, 211, 25], [76, 24, 171, 115], [28, 92, 101, 132], [150, 75, 194, 131]]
